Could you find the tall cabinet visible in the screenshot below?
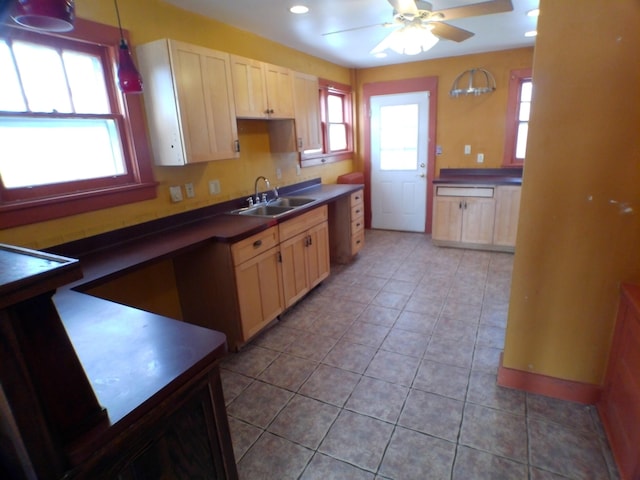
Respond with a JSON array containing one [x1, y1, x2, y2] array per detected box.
[[136, 39, 239, 165]]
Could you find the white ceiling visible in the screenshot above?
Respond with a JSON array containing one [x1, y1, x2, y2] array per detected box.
[[162, 0, 539, 68]]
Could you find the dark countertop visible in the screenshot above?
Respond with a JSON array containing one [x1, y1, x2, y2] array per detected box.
[[433, 168, 523, 186], [41, 179, 362, 466], [61, 181, 362, 291]]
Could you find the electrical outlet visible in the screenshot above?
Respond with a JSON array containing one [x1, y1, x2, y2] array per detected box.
[[184, 182, 195, 198], [464, 145, 471, 155], [276, 168, 282, 180], [209, 179, 221, 195], [169, 186, 183, 202], [477, 153, 485, 163]]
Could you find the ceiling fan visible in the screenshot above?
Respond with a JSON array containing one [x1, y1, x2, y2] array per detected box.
[[323, 0, 514, 56]]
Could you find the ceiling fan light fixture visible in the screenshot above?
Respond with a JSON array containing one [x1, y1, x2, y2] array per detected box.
[[524, 30, 537, 37], [371, 23, 439, 56], [526, 8, 540, 17]]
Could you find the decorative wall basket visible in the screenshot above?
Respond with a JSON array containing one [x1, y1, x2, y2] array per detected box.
[[449, 68, 496, 97]]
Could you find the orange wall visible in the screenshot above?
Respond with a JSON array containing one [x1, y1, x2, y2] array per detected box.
[[0, 0, 354, 250], [354, 47, 534, 174], [503, 0, 640, 385]]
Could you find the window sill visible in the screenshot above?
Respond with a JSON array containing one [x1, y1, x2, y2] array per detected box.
[[1, 182, 157, 229]]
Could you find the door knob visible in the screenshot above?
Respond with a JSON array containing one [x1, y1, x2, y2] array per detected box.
[[420, 163, 425, 168]]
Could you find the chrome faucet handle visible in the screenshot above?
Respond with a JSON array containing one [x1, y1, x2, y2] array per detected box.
[[261, 193, 267, 203], [247, 197, 254, 207]]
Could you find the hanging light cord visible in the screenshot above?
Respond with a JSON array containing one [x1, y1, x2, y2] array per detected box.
[[114, 0, 126, 46]]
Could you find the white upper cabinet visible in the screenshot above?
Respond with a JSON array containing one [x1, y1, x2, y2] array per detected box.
[[230, 55, 295, 119], [137, 39, 239, 166]]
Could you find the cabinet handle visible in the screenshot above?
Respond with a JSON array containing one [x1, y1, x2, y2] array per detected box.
[[234, 140, 240, 153], [355, 209, 361, 214], [277, 251, 282, 262], [356, 222, 361, 227], [459, 201, 462, 209], [355, 196, 360, 200], [356, 240, 361, 245], [308, 235, 313, 246], [253, 239, 263, 248]]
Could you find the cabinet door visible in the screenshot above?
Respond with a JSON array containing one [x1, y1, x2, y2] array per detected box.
[[280, 232, 309, 308], [293, 72, 322, 153], [461, 197, 496, 244], [230, 55, 269, 118], [137, 39, 239, 165], [493, 186, 522, 247], [264, 64, 295, 119], [432, 196, 463, 242], [171, 41, 239, 163], [306, 221, 330, 290], [235, 247, 283, 340]]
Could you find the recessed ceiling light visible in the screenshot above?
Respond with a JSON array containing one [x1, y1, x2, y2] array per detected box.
[[524, 30, 538, 37], [527, 8, 540, 17], [374, 52, 387, 58], [289, 5, 309, 14]]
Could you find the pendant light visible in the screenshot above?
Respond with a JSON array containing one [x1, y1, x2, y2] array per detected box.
[[11, 0, 75, 32], [114, 0, 143, 94]]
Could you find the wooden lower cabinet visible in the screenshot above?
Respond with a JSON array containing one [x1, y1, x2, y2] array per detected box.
[[493, 186, 522, 247], [280, 207, 330, 308], [432, 195, 495, 245], [432, 184, 520, 252], [175, 207, 330, 350], [329, 189, 365, 264], [234, 246, 284, 340], [597, 284, 640, 480], [174, 226, 284, 350]]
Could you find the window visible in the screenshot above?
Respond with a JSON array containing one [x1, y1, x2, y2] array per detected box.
[[0, 19, 155, 229], [302, 79, 353, 167], [503, 68, 533, 166]]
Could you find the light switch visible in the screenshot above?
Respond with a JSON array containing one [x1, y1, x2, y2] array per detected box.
[[169, 186, 183, 202]]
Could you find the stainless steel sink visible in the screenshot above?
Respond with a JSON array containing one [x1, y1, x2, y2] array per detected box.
[[269, 196, 316, 207], [229, 204, 294, 217]]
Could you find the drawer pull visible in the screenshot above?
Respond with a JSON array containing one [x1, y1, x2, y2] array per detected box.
[[356, 222, 361, 227], [253, 239, 263, 248], [356, 240, 361, 244], [355, 195, 360, 200], [355, 209, 361, 214]]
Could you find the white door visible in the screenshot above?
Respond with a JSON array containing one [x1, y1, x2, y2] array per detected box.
[[370, 92, 429, 232]]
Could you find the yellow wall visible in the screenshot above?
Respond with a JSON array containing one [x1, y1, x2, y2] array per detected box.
[[0, 0, 354, 250], [354, 48, 534, 174], [503, 0, 640, 385]]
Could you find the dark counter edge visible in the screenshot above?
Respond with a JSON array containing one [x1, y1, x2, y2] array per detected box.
[[433, 167, 523, 186]]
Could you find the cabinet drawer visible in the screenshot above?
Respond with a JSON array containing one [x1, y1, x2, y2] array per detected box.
[[352, 229, 365, 254], [350, 190, 364, 207], [231, 226, 279, 266], [351, 203, 364, 221], [436, 186, 494, 198], [279, 205, 328, 241], [351, 217, 364, 235]]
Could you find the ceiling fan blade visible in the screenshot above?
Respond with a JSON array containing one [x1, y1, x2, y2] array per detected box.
[[322, 22, 394, 36], [434, 0, 513, 21], [430, 22, 474, 42], [387, 0, 419, 16]]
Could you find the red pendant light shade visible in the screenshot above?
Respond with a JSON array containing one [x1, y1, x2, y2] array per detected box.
[[113, 0, 142, 94], [12, 0, 75, 32], [117, 39, 143, 94]]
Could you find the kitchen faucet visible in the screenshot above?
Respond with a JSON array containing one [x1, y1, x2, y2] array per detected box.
[[252, 176, 279, 205]]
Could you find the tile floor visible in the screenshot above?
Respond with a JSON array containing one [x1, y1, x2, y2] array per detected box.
[[220, 230, 619, 480]]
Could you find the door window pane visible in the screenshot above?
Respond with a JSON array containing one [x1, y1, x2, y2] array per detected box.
[[379, 103, 418, 171]]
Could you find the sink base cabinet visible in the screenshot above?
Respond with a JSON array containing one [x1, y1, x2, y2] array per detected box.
[[234, 246, 284, 340], [173, 226, 284, 351], [174, 207, 330, 350], [280, 207, 330, 309]]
